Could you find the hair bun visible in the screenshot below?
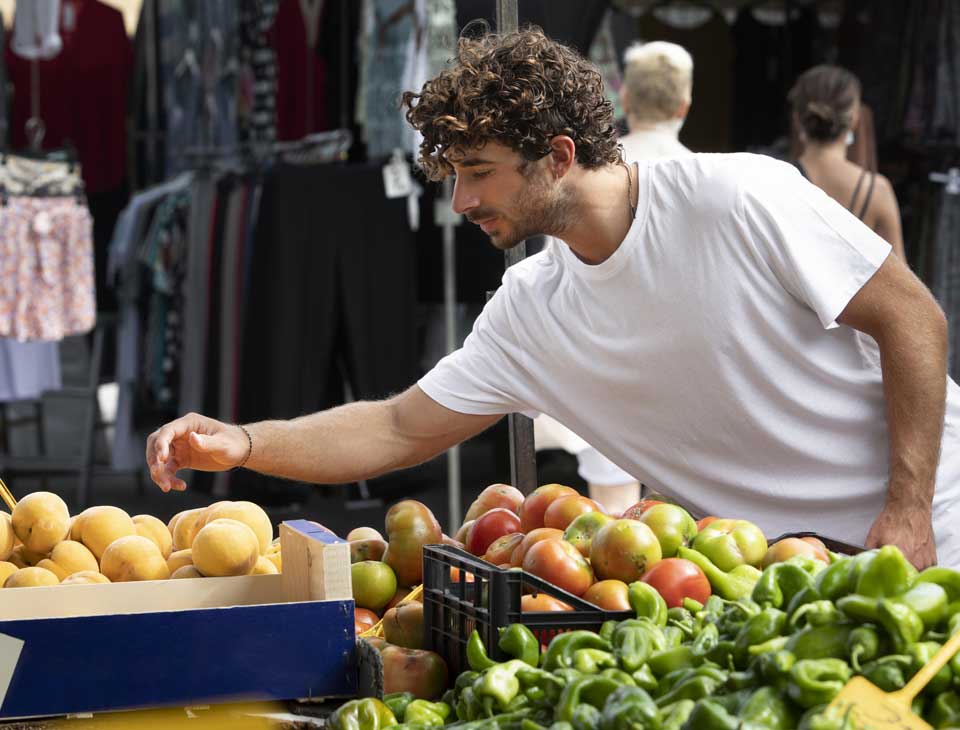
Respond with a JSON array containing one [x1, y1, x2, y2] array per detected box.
[[801, 102, 844, 141]]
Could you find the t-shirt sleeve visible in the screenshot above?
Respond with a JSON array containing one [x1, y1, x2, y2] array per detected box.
[[418, 285, 530, 416], [738, 161, 892, 330]]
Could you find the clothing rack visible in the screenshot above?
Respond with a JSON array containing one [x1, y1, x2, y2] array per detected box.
[[930, 168, 960, 196], [180, 129, 353, 169]]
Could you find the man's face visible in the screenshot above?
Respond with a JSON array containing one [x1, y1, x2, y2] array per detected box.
[[448, 141, 572, 249]]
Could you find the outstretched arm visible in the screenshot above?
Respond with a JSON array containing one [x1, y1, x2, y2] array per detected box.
[[147, 385, 503, 492], [838, 252, 947, 568]]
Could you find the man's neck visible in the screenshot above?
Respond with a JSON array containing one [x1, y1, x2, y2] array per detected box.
[[626, 116, 683, 139], [554, 163, 637, 265]]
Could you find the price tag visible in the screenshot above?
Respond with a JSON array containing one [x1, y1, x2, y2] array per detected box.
[[383, 151, 414, 199]]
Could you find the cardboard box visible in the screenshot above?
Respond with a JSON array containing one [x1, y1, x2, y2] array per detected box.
[[0, 519, 357, 720]]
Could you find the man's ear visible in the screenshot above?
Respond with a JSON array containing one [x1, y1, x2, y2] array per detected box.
[[548, 136, 576, 179], [676, 99, 691, 119]]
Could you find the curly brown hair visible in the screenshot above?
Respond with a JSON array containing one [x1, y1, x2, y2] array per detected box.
[[401, 27, 620, 181]]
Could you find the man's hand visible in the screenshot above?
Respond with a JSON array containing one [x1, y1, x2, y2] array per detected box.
[[146, 413, 249, 493], [865, 500, 938, 569]]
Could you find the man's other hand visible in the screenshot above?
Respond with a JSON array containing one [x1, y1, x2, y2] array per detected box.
[[146, 413, 249, 493], [865, 502, 938, 569]]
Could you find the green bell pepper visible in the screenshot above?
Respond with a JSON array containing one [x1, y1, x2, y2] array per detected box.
[[927, 690, 960, 728], [660, 699, 695, 730], [690, 623, 719, 659], [682, 699, 739, 730], [785, 586, 822, 618], [556, 675, 621, 724], [684, 597, 705, 613], [677, 547, 761, 601], [571, 703, 602, 730], [916, 566, 960, 604], [384, 692, 416, 722], [661, 626, 685, 649], [467, 629, 499, 671], [654, 674, 724, 708], [797, 705, 856, 730], [631, 664, 659, 693], [405, 700, 451, 727], [749, 650, 795, 693], [500, 624, 540, 668], [878, 598, 925, 653], [846, 625, 884, 671], [628, 581, 668, 627], [814, 556, 856, 602], [753, 561, 816, 609], [647, 645, 697, 678], [789, 600, 840, 631], [856, 545, 916, 598], [859, 654, 913, 692], [611, 622, 659, 672], [836, 594, 880, 623], [599, 668, 635, 687], [599, 620, 618, 643], [785, 623, 854, 660], [910, 641, 953, 696], [543, 632, 613, 671], [573, 648, 617, 674], [734, 607, 787, 665], [727, 668, 759, 691], [896, 581, 949, 631], [787, 658, 852, 709], [739, 686, 797, 730], [329, 698, 398, 730], [599, 685, 660, 730], [474, 659, 535, 711], [456, 686, 480, 722]]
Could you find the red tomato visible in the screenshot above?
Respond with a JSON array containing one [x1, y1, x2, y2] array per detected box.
[[581, 580, 631, 611], [509, 527, 564, 567], [354, 607, 379, 634], [522, 537, 594, 597], [696, 516, 719, 531], [800, 536, 831, 563], [519, 484, 579, 532], [543, 495, 605, 531], [483, 532, 524, 565], [620, 500, 665, 520], [521, 593, 572, 612], [466, 508, 522, 556], [640, 558, 711, 608], [449, 566, 475, 583]]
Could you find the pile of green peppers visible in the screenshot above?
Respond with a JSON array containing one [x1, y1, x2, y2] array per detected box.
[[329, 546, 960, 730]]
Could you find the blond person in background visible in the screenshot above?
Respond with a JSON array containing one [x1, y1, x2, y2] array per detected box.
[[789, 65, 906, 261], [537, 41, 697, 515]]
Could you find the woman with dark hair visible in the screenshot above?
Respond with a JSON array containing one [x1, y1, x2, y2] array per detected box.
[[789, 65, 906, 260]]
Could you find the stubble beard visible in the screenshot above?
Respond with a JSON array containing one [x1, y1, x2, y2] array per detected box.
[[487, 179, 577, 251]]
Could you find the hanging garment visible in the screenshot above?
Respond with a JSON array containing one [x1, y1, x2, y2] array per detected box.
[[157, 0, 238, 176], [11, 0, 62, 60], [924, 186, 960, 382], [6, 0, 131, 194], [0, 339, 61, 402], [589, 8, 626, 123], [732, 4, 817, 151], [0, 196, 95, 342], [272, 0, 329, 140], [238, 0, 279, 145], [635, 6, 734, 152]]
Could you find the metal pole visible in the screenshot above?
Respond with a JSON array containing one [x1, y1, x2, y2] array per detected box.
[[442, 177, 462, 531], [494, 0, 538, 496]]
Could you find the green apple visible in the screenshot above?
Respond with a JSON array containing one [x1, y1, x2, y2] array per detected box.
[[639, 503, 698, 558], [692, 518, 767, 572]]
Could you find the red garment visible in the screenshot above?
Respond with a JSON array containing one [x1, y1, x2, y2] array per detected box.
[[6, 0, 132, 194], [271, 0, 329, 141]]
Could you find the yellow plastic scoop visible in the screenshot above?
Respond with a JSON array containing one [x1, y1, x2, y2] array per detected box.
[[828, 630, 960, 730]]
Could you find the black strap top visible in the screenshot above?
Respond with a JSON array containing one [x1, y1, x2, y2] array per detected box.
[[794, 162, 875, 222]]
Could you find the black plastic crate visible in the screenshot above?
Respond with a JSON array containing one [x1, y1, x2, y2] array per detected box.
[[422, 544, 633, 675]]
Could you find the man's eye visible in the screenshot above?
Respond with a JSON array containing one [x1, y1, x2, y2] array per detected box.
[[473, 170, 492, 179]]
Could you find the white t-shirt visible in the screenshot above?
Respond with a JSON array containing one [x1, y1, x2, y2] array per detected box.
[[419, 153, 960, 565], [620, 123, 693, 163]]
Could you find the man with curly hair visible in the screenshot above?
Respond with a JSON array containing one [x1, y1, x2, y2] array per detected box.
[[147, 29, 959, 568]]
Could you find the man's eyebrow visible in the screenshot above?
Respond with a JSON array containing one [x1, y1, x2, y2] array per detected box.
[[457, 157, 495, 167]]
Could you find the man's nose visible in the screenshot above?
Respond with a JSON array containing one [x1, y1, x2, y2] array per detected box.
[[451, 176, 478, 215]]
